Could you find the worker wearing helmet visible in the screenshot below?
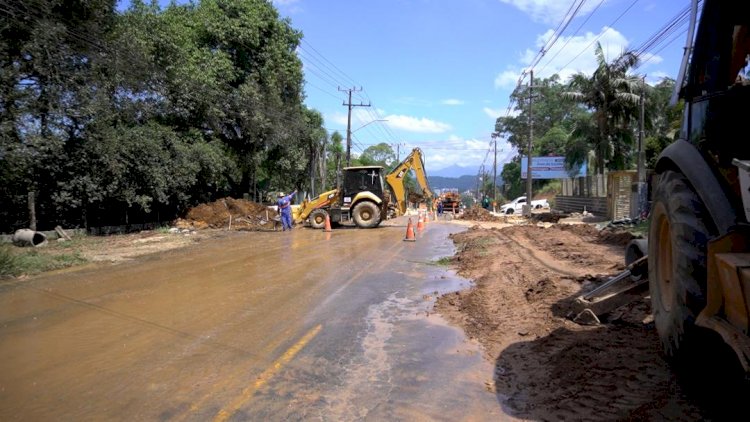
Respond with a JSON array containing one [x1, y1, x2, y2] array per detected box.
[[277, 190, 297, 231]]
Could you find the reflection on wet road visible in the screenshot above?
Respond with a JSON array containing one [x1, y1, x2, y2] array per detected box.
[[0, 218, 502, 420]]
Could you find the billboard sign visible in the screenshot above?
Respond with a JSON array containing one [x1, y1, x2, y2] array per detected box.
[[520, 156, 586, 179]]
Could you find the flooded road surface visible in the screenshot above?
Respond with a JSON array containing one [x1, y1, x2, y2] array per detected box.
[[0, 218, 506, 421]]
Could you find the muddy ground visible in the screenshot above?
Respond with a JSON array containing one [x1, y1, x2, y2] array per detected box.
[[435, 218, 746, 421], [7, 201, 747, 419]]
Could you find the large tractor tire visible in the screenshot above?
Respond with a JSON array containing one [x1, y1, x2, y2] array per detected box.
[[352, 201, 381, 228], [309, 209, 328, 229], [648, 169, 714, 357]]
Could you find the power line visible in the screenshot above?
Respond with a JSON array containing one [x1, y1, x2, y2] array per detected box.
[[536, 0, 606, 76], [557, 0, 640, 71], [300, 40, 359, 87]]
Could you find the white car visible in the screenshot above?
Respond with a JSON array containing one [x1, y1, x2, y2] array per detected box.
[[500, 196, 549, 214]]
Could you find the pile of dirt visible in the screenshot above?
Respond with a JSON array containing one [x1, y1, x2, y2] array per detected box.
[[558, 223, 640, 246], [459, 206, 506, 222], [435, 223, 705, 420], [174, 198, 279, 231], [597, 226, 639, 246], [530, 212, 568, 223]]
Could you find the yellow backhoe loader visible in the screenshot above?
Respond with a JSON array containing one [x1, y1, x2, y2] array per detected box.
[[292, 148, 432, 229], [646, 0, 750, 373]]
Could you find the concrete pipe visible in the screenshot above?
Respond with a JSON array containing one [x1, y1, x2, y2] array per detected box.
[[12, 229, 48, 247]]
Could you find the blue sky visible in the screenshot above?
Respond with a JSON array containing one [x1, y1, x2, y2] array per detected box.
[[272, 0, 691, 175], [122, 0, 693, 176]]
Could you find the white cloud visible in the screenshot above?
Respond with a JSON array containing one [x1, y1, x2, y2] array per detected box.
[[441, 98, 465, 105], [526, 26, 661, 82], [483, 107, 503, 119], [638, 52, 663, 68], [495, 69, 522, 89], [384, 114, 451, 133], [415, 137, 488, 170], [499, 0, 609, 25], [646, 71, 671, 85], [328, 111, 348, 126], [416, 136, 518, 171]]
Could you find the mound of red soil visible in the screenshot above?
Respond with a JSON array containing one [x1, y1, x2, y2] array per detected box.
[[175, 198, 279, 231], [460, 206, 506, 222]]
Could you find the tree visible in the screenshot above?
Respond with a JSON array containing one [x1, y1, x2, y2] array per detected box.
[[565, 42, 644, 173], [500, 160, 523, 199], [644, 78, 683, 168], [326, 131, 344, 188], [0, 0, 325, 231], [359, 143, 396, 167], [495, 74, 579, 156]]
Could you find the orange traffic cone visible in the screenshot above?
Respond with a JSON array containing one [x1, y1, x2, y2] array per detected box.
[[416, 213, 425, 231], [403, 218, 416, 241], [424, 211, 429, 223], [324, 214, 332, 232]]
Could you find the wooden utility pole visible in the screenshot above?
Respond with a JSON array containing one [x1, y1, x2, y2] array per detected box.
[[525, 70, 534, 217], [633, 76, 648, 219], [638, 76, 646, 184], [492, 132, 498, 203], [339, 87, 370, 166], [476, 165, 483, 202]]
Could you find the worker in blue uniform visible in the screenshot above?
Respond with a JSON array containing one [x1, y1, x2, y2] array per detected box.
[[277, 190, 297, 231]]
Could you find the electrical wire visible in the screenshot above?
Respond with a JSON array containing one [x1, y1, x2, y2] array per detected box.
[[536, 0, 606, 76], [557, 0, 641, 71]]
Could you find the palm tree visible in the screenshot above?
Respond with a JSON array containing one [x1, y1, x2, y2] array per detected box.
[[565, 42, 644, 174]]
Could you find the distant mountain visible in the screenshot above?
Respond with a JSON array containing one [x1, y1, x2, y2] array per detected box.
[[429, 165, 478, 178]]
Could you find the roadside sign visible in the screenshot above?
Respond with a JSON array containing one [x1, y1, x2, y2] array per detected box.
[[520, 156, 586, 179]]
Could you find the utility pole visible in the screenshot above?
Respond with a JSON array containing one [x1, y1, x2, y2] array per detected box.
[[339, 86, 370, 166], [476, 165, 483, 202], [321, 138, 327, 191], [525, 70, 534, 217], [491, 132, 498, 203], [633, 75, 647, 219]]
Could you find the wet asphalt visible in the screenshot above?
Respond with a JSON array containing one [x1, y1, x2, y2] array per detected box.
[[0, 217, 507, 421]]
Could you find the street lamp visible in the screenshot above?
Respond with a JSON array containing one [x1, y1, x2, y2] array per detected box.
[[353, 119, 388, 133]]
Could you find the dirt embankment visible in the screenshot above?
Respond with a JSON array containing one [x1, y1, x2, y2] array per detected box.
[[176, 198, 279, 231], [435, 223, 707, 421]]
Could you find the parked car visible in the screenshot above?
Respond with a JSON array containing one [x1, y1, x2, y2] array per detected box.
[[500, 196, 549, 214]]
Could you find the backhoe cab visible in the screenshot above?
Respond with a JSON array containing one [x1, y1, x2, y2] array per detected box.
[[293, 148, 432, 229]]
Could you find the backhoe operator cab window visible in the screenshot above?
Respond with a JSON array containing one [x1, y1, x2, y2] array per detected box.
[[342, 167, 384, 204], [681, 1, 750, 163]]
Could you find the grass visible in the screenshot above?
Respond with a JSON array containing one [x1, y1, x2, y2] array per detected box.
[[0, 241, 88, 278], [432, 256, 453, 266]]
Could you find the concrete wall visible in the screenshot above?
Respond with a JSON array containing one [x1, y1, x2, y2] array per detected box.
[[554, 196, 608, 216]]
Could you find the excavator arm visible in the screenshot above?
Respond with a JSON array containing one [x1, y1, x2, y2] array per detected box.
[[384, 147, 433, 216]]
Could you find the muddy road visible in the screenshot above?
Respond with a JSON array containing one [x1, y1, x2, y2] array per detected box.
[[0, 219, 502, 421], [3, 215, 747, 421]]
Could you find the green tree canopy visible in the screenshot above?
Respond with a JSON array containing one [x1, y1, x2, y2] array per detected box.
[[565, 42, 644, 173]]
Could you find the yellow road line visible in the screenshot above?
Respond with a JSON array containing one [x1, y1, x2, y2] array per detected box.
[[212, 324, 322, 422]]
